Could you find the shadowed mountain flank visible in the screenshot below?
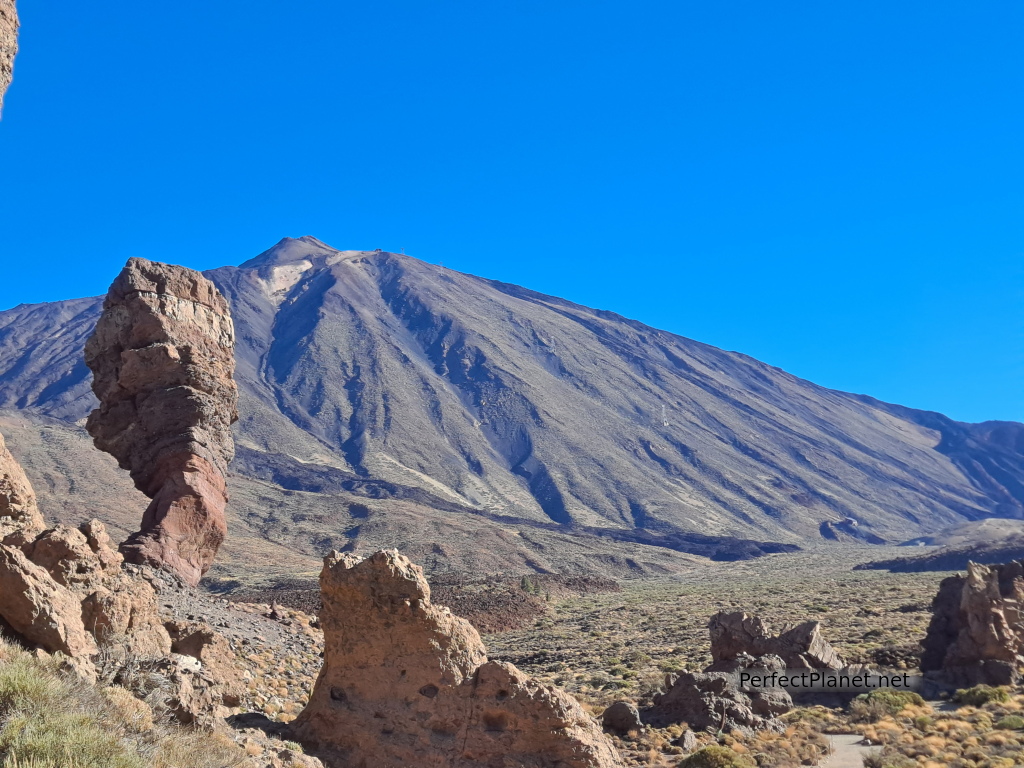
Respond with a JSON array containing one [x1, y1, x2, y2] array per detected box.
[[0, 237, 1021, 576]]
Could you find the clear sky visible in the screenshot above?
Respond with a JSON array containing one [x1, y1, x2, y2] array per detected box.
[[1, 1, 1021, 423]]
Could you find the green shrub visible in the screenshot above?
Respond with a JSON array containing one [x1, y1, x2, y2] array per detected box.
[[850, 689, 924, 722], [912, 714, 932, 730], [995, 715, 1024, 730], [863, 754, 916, 768], [678, 745, 756, 768], [954, 685, 1010, 706]]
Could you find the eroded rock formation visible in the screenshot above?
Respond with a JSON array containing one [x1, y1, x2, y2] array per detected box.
[[921, 560, 1024, 686], [0, 517, 171, 680], [646, 656, 791, 733], [0, 431, 43, 544], [85, 257, 238, 586], [0, 0, 16, 114], [292, 549, 622, 768], [642, 610, 848, 732], [707, 611, 845, 671]]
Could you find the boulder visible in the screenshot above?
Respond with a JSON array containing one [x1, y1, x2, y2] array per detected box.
[[707, 611, 844, 670], [84, 257, 238, 586], [0, 543, 98, 668], [920, 560, 1023, 686], [81, 572, 171, 660], [602, 700, 643, 734], [291, 549, 622, 768], [0, 430, 43, 544], [165, 619, 245, 707], [28, 522, 122, 588]]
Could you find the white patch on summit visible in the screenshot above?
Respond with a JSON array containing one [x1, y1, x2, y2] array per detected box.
[[262, 261, 313, 303]]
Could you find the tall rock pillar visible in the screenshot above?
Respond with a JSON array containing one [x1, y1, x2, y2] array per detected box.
[[85, 258, 238, 586]]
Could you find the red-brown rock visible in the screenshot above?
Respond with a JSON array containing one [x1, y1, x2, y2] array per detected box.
[[84, 257, 238, 586]]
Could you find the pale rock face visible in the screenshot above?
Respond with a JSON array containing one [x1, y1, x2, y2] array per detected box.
[[293, 549, 623, 768], [921, 560, 1024, 686], [0, 0, 16, 114], [85, 257, 238, 586], [0, 431, 44, 543]]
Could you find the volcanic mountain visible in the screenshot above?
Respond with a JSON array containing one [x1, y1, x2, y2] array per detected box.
[[0, 237, 1021, 582]]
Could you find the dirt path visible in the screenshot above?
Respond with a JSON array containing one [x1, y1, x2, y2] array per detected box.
[[819, 734, 881, 768]]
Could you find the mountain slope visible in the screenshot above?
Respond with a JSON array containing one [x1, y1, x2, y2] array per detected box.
[[0, 237, 1021, 578]]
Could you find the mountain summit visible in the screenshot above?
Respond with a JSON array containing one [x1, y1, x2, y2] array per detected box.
[[0, 238, 1021, 578]]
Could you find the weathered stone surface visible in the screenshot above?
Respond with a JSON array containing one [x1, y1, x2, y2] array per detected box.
[[602, 701, 643, 734], [292, 549, 622, 768], [165, 619, 245, 707], [0, 430, 43, 544], [0, 517, 171, 680], [81, 572, 171, 660], [921, 560, 1024, 686], [646, 654, 791, 733], [0, 0, 15, 114], [0, 543, 98, 664], [707, 611, 845, 671], [84, 257, 238, 586], [28, 522, 122, 588]]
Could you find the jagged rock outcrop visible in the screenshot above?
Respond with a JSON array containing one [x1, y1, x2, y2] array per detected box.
[[0, 0, 16, 114], [292, 549, 622, 768], [643, 610, 847, 732], [707, 611, 845, 671], [84, 257, 238, 586], [920, 560, 1024, 686], [0, 431, 43, 544], [0, 517, 173, 680], [0, 543, 98, 664], [646, 655, 791, 733]]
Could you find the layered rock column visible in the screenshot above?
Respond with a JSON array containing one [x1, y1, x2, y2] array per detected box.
[[85, 258, 238, 586], [292, 549, 622, 768], [0, 0, 16, 114]]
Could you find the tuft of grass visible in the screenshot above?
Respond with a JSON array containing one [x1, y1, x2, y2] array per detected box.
[[677, 745, 756, 768], [0, 634, 247, 768], [995, 715, 1024, 731], [850, 690, 925, 723], [954, 685, 1010, 707]]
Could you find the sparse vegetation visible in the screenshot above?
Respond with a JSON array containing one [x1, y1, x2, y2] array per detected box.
[[678, 745, 755, 768], [0, 635, 246, 768], [955, 684, 1010, 706], [850, 690, 925, 722], [859, 684, 1024, 768]]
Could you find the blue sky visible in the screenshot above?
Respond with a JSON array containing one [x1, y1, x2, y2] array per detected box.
[[1, 1, 1021, 423]]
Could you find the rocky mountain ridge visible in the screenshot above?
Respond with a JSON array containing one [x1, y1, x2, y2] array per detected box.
[[1, 237, 1021, 579]]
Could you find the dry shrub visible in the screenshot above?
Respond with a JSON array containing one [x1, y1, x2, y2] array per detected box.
[[0, 634, 247, 768]]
